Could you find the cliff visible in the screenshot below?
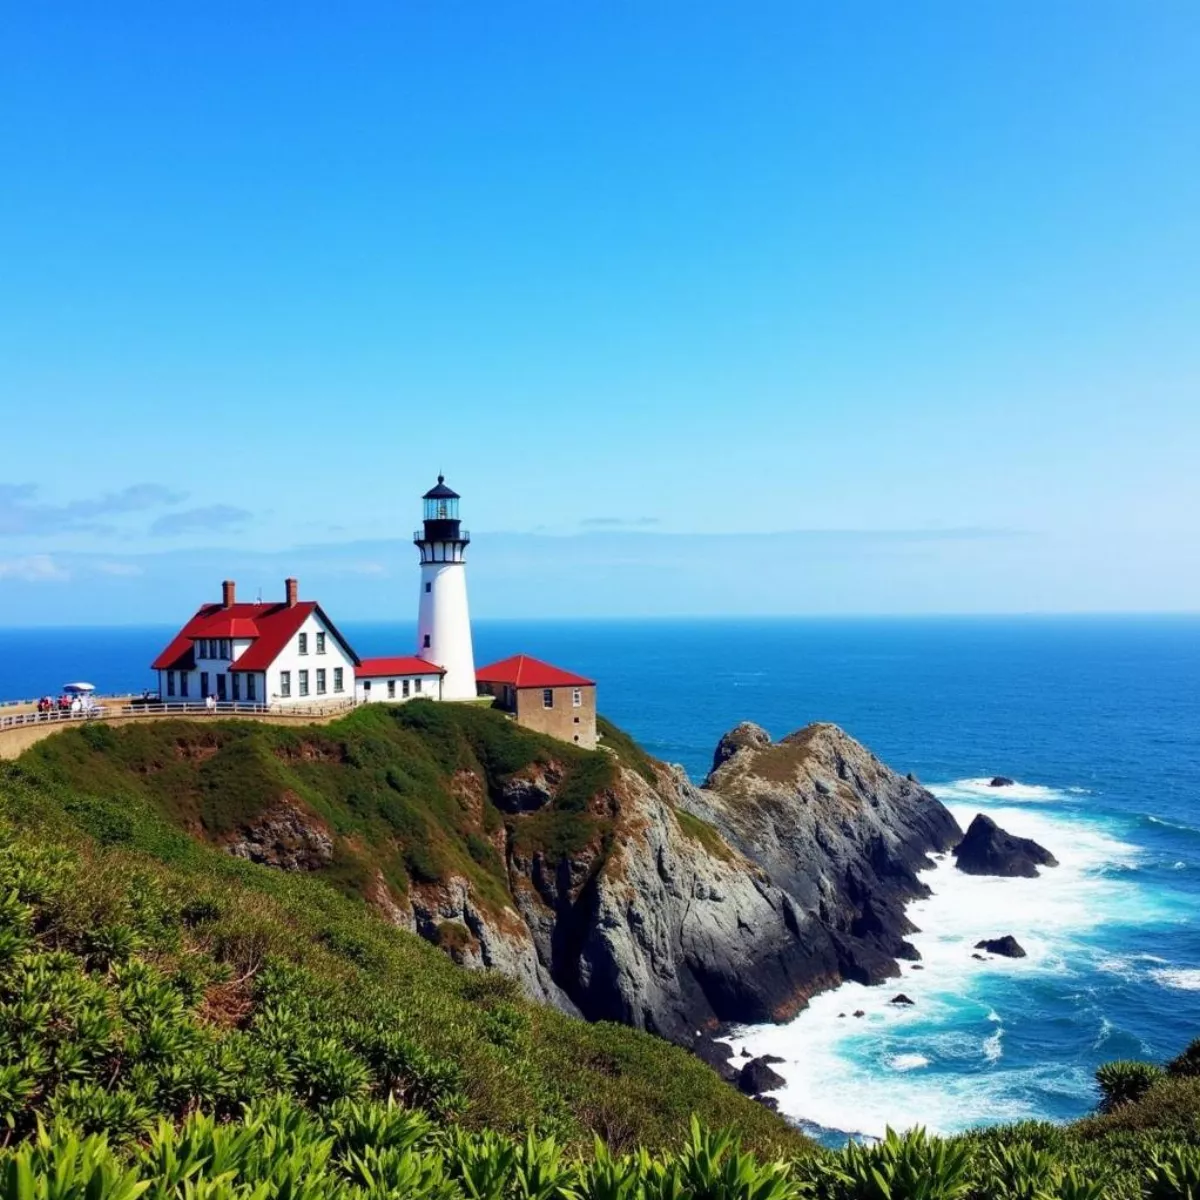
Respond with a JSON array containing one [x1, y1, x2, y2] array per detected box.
[[12, 704, 961, 1045]]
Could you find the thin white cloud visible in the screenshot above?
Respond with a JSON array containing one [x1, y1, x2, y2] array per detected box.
[[94, 561, 144, 577], [0, 554, 70, 582]]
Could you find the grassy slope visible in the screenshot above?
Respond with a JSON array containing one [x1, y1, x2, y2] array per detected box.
[[0, 706, 799, 1156], [3, 707, 1200, 1197]]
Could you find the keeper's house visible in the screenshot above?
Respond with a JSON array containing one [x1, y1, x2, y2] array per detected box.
[[355, 656, 445, 703], [151, 578, 359, 706], [476, 654, 597, 749]]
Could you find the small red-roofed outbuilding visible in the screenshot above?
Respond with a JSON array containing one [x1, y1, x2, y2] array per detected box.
[[476, 654, 597, 748]]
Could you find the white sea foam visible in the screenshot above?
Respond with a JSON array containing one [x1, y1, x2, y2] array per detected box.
[[726, 796, 1166, 1138], [929, 778, 1068, 804], [888, 1054, 930, 1071], [1151, 969, 1200, 991]]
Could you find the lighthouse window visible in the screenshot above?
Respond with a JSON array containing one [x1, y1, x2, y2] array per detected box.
[[425, 582, 431, 593], [572, 689, 582, 707], [423, 634, 431, 648], [542, 689, 554, 709]]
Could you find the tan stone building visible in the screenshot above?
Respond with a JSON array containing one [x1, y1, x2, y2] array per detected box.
[[475, 654, 596, 749]]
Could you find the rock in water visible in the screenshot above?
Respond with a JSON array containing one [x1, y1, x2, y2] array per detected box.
[[890, 993, 915, 1005], [953, 814, 1058, 878], [975, 935, 1027, 958], [738, 1056, 787, 1094], [989, 776, 1015, 787]]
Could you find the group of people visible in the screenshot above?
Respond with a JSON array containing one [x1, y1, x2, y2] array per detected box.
[[36, 694, 96, 715]]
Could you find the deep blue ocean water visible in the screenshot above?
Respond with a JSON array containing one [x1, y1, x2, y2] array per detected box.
[[2, 616, 1199, 1141]]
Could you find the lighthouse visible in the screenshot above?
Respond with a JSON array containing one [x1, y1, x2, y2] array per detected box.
[[414, 476, 477, 700]]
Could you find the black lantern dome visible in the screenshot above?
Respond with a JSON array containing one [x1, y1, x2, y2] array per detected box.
[[417, 476, 469, 546]]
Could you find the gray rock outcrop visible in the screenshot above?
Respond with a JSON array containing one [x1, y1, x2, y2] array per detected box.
[[975, 935, 1027, 958], [954, 813, 1058, 877]]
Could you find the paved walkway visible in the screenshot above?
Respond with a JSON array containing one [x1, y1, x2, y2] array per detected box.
[[0, 698, 357, 761]]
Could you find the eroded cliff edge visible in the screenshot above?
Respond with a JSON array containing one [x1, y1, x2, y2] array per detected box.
[[401, 718, 962, 1043]]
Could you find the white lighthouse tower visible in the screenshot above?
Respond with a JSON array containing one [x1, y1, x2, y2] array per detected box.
[[414, 476, 477, 700]]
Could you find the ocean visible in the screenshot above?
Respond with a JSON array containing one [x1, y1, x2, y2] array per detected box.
[[2, 615, 1199, 1144]]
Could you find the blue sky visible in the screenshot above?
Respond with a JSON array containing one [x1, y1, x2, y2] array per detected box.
[[2, 2, 1198, 624]]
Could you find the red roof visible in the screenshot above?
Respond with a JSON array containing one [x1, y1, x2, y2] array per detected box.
[[356, 655, 445, 678], [475, 654, 594, 689], [151, 600, 358, 673]]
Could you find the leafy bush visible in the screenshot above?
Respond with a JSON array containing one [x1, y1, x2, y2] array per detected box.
[[1095, 1060, 1164, 1114]]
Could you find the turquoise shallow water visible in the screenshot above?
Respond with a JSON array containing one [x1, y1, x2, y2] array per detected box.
[[2, 615, 1199, 1141]]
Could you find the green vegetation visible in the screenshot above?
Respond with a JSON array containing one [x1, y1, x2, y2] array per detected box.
[[16, 704, 628, 920], [3, 707, 1200, 1199]]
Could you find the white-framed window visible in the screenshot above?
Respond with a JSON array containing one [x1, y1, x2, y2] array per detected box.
[[232, 674, 241, 701], [166, 671, 175, 697], [333, 668, 343, 693], [402, 679, 410, 698], [180, 674, 189, 698], [280, 671, 291, 698], [414, 678, 422, 693], [316, 668, 326, 695], [572, 688, 582, 707], [298, 632, 308, 655], [543, 688, 554, 709], [387, 680, 396, 699], [221, 639, 231, 659], [247, 674, 256, 701], [299, 670, 309, 697], [316, 631, 326, 654]]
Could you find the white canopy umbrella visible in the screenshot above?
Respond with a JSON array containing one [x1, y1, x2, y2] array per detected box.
[[62, 682, 96, 694]]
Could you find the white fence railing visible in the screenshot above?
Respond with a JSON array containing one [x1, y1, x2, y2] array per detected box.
[[0, 698, 357, 733]]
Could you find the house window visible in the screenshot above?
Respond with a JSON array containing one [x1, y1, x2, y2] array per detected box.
[[425, 582, 431, 593], [232, 674, 241, 701], [333, 667, 343, 693], [216, 674, 227, 701], [247, 674, 256, 701], [572, 689, 582, 707], [222, 639, 231, 659], [316, 668, 326, 695], [543, 688, 554, 709], [299, 670, 309, 697], [413, 678, 422, 693], [298, 633, 308, 655], [200, 671, 209, 698], [166, 671, 175, 697], [387, 680, 396, 699], [316, 631, 326, 654], [280, 671, 291, 698], [423, 634, 431, 648], [180, 674, 189, 698], [402, 679, 410, 698], [573, 716, 580, 724]]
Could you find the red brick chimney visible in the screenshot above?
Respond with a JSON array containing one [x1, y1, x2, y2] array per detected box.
[[285, 577, 298, 608], [222, 579, 236, 607]]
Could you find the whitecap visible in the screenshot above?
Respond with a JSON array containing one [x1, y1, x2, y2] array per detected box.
[[1150, 968, 1200, 991], [983, 1028, 1004, 1062], [929, 778, 1070, 804], [888, 1054, 930, 1071]]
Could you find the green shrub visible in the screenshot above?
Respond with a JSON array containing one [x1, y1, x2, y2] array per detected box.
[[1095, 1060, 1164, 1114]]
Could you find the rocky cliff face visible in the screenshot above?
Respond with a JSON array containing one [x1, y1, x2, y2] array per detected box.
[[214, 719, 962, 1045], [437, 721, 956, 1042]]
